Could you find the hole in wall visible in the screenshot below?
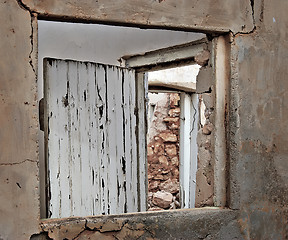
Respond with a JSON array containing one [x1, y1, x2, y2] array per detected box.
[[145, 64, 202, 211], [38, 20, 213, 218]]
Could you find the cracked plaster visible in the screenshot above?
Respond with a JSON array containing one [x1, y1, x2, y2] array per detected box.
[[1, 0, 288, 239]]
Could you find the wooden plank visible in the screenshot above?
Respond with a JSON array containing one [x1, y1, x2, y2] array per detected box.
[[44, 59, 60, 218], [89, 63, 100, 215], [136, 72, 148, 211], [179, 93, 199, 208], [123, 69, 134, 213], [179, 93, 192, 208], [106, 66, 118, 214], [68, 60, 82, 217], [23, 0, 253, 33], [96, 64, 109, 215], [77, 62, 92, 215], [114, 68, 125, 213], [130, 69, 138, 211], [189, 94, 199, 208], [45, 60, 71, 218]]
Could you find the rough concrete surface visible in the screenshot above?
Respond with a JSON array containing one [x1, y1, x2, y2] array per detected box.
[[20, 0, 253, 33], [38, 209, 241, 240], [1, 0, 288, 239], [0, 0, 39, 239], [228, 0, 288, 238]]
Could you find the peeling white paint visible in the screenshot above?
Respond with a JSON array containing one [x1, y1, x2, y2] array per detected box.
[[44, 59, 146, 218], [179, 93, 199, 208]]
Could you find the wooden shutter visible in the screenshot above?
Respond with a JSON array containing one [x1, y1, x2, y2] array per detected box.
[[44, 58, 146, 218]]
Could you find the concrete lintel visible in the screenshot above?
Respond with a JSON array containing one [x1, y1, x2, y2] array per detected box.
[[149, 81, 196, 93], [124, 40, 207, 68], [21, 0, 254, 34]]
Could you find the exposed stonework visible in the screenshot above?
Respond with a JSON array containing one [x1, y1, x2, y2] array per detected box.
[[152, 191, 173, 209], [147, 93, 181, 210]]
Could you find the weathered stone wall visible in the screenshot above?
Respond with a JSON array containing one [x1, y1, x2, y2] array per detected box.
[[1, 0, 288, 239], [147, 93, 181, 210]]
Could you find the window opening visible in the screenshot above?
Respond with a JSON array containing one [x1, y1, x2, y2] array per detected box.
[[144, 65, 201, 211], [38, 20, 218, 219]]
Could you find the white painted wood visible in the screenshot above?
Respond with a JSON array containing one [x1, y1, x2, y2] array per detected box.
[[136, 72, 148, 211], [179, 93, 199, 209], [189, 94, 199, 208], [130, 69, 138, 211], [44, 58, 146, 218], [179, 93, 191, 208], [124, 41, 207, 68], [96, 64, 109, 215]]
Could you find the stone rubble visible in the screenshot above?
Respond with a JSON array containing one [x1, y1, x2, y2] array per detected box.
[[147, 93, 181, 211]]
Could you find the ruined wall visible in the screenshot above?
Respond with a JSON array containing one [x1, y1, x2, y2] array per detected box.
[[195, 94, 215, 207], [229, 1, 288, 238], [1, 0, 288, 239], [194, 45, 215, 208], [147, 93, 181, 211], [0, 1, 39, 239]]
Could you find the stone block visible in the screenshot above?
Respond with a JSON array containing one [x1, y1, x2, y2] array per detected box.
[[153, 142, 165, 155], [163, 117, 178, 122], [168, 108, 181, 117], [152, 191, 173, 209], [159, 179, 179, 194], [168, 122, 180, 130], [171, 156, 179, 166], [169, 93, 180, 107], [159, 132, 177, 142], [165, 144, 177, 156], [147, 146, 154, 156], [159, 155, 169, 166]]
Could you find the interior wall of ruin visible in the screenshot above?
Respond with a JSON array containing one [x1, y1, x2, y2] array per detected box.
[[1, 0, 288, 239]]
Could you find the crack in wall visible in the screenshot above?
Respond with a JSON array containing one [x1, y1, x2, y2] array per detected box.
[[39, 218, 158, 240], [250, 0, 255, 26], [250, 0, 255, 25], [28, 13, 36, 75], [16, 0, 33, 12], [71, 219, 88, 240], [231, 25, 257, 38], [259, 0, 264, 23], [230, 0, 256, 36], [190, 94, 197, 136], [16, 0, 36, 76], [0, 159, 37, 166]]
